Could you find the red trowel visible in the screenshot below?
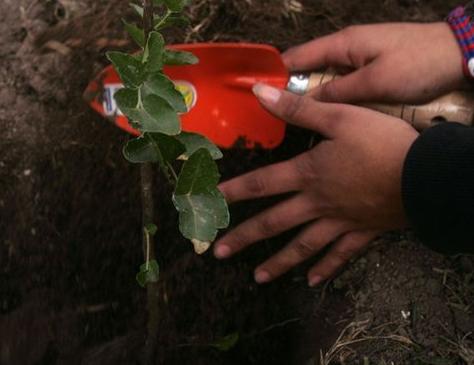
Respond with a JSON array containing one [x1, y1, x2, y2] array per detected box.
[[85, 43, 474, 149], [85, 43, 289, 149]]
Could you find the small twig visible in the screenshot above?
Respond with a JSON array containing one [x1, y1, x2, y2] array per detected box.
[[144, 227, 151, 270], [184, 3, 218, 42], [319, 320, 415, 365], [257, 317, 301, 335], [77, 302, 119, 314], [166, 162, 179, 184], [44, 40, 72, 55]]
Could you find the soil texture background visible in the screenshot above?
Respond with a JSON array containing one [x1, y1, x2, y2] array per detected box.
[[1, 0, 473, 364]]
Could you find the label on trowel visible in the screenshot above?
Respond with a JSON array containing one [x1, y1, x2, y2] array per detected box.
[[103, 83, 124, 116], [102, 80, 197, 116], [174, 80, 198, 112]]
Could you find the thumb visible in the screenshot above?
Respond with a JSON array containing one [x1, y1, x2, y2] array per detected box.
[[252, 83, 341, 138], [312, 64, 382, 104]]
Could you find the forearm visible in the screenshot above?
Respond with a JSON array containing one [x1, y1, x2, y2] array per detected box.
[[402, 123, 474, 254]]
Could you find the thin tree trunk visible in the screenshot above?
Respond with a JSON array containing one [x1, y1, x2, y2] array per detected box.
[[141, 2, 160, 364], [140, 163, 160, 365]]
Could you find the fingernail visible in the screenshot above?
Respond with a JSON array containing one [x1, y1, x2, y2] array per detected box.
[[252, 83, 281, 104], [255, 270, 271, 284], [309, 275, 323, 287], [214, 245, 231, 259]]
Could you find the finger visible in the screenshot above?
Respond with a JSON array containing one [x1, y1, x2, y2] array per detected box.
[[214, 193, 321, 259], [252, 83, 342, 138], [282, 28, 378, 72], [253, 219, 350, 284], [307, 230, 379, 287], [310, 62, 387, 104], [282, 32, 354, 71], [218, 152, 311, 203]]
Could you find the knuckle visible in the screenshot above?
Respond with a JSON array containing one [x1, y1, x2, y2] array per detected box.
[[337, 26, 365, 68], [319, 81, 340, 102], [333, 248, 356, 264], [244, 174, 267, 196], [333, 31, 349, 52], [228, 228, 251, 250], [292, 238, 315, 259], [341, 25, 359, 39], [284, 95, 311, 122], [293, 154, 316, 181], [257, 215, 279, 236]]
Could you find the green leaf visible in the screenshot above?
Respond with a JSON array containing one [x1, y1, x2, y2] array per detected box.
[[175, 149, 220, 195], [210, 333, 239, 352], [162, 0, 184, 11], [173, 149, 229, 242], [145, 223, 158, 236], [123, 133, 184, 181], [136, 260, 160, 288], [163, 49, 199, 66], [176, 132, 223, 160], [107, 51, 146, 89], [124, 133, 184, 163], [144, 31, 164, 72], [123, 133, 185, 182], [114, 88, 181, 135], [130, 3, 144, 17], [154, 14, 190, 30], [123, 136, 157, 163], [131, 52, 144, 62], [142, 73, 187, 113], [122, 20, 145, 47]]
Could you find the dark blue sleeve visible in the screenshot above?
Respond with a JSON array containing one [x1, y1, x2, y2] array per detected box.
[[402, 122, 474, 254]]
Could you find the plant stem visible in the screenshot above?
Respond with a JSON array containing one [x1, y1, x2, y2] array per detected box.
[[143, 0, 155, 36], [144, 227, 151, 270], [140, 163, 160, 365], [166, 162, 179, 184], [154, 8, 172, 30], [142, 4, 160, 365]]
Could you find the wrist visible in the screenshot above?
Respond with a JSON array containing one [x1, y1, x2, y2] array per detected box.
[[447, 5, 474, 80]]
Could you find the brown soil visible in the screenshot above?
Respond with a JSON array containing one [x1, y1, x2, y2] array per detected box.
[[1, 0, 473, 364]]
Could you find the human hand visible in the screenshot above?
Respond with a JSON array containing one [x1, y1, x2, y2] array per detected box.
[[283, 23, 466, 104], [214, 84, 419, 286]]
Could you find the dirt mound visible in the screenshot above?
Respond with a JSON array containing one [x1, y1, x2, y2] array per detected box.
[[1, 0, 472, 364]]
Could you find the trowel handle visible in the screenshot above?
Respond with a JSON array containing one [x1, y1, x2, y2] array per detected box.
[[287, 71, 474, 130]]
